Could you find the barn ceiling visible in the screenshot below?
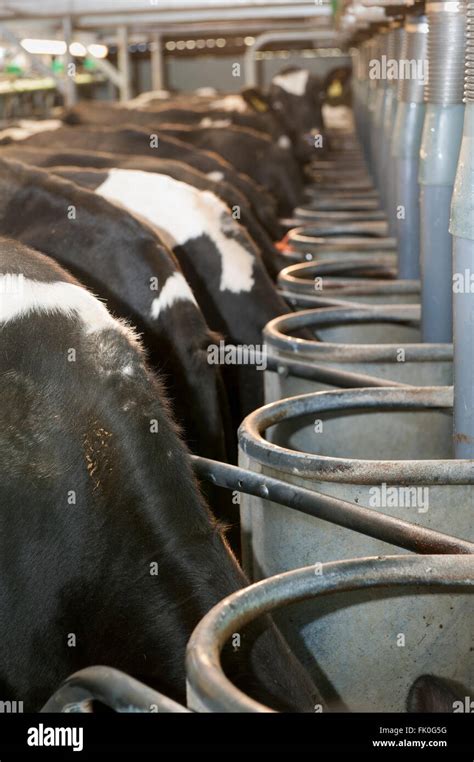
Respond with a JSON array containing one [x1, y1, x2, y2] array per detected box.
[[0, 1, 335, 43], [0, 1, 334, 23]]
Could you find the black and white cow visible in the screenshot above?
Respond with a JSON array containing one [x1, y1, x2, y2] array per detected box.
[[128, 69, 327, 163], [1, 145, 285, 280], [120, 122, 305, 216], [267, 68, 326, 148], [177, 68, 326, 163], [34, 164, 288, 419], [12, 124, 281, 239], [0, 157, 232, 470], [0, 237, 319, 711], [64, 99, 294, 156]]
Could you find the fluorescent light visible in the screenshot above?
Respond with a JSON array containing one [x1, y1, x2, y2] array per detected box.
[[87, 44, 108, 59], [21, 39, 67, 55], [69, 42, 86, 57]]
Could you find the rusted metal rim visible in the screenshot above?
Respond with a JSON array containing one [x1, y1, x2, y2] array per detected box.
[[278, 290, 374, 310], [304, 187, 379, 200], [305, 181, 376, 192], [289, 221, 389, 237], [41, 666, 189, 713], [278, 260, 419, 296], [305, 174, 372, 187], [298, 196, 380, 212], [293, 207, 386, 222], [278, 254, 397, 280], [279, 276, 417, 296], [238, 386, 474, 484], [288, 233, 397, 253], [264, 305, 453, 363], [277, 248, 394, 266], [186, 555, 474, 713]]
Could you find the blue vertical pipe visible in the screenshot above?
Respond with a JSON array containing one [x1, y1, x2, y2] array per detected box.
[[451, 3, 474, 458], [419, 0, 467, 343], [391, 16, 428, 278]]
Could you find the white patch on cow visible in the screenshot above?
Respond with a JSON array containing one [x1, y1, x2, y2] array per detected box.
[[322, 104, 354, 130], [195, 87, 217, 97], [0, 275, 114, 333], [272, 69, 309, 96], [206, 171, 224, 183], [96, 169, 255, 294], [277, 135, 291, 150], [0, 119, 62, 142], [150, 272, 197, 319], [199, 117, 231, 128], [210, 95, 247, 113], [122, 90, 170, 108]]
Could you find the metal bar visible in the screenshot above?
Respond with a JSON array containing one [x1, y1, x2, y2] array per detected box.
[[150, 32, 165, 92], [2, 0, 332, 21], [88, 53, 124, 90], [265, 355, 410, 389], [41, 666, 189, 713], [62, 16, 77, 108], [245, 28, 336, 87], [117, 24, 132, 102], [74, 6, 334, 29], [191, 456, 474, 555], [186, 555, 474, 713], [452, 235, 474, 458]]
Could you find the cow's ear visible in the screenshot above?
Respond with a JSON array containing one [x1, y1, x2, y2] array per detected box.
[[241, 87, 271, 113]]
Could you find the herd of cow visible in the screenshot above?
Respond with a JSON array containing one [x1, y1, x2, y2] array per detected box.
[[0, 66, 455, 713]]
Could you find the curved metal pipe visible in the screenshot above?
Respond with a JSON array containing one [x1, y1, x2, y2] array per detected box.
[[41, 666, 189, 713]]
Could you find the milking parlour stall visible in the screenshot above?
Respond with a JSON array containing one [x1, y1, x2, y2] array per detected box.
[[0, 0, 471, 757]]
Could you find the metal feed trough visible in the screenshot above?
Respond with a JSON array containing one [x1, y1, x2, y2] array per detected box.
[[186, 556, 474, 712], [287, 223, 397, 256], [237, 386, 474, 711], [263, 304, 452, 400], [278, 260, 419, 306]]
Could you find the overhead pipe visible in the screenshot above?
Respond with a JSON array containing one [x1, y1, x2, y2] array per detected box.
[[244, 28, 337, 87], [419, 0, 467, 343]]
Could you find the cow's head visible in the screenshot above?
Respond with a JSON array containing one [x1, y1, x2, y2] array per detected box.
[[268, 67, 326, 159], [240, 78, 324, 163]]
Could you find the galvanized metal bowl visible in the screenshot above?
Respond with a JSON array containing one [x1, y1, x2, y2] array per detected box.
[[186, 555, 474, 712]]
